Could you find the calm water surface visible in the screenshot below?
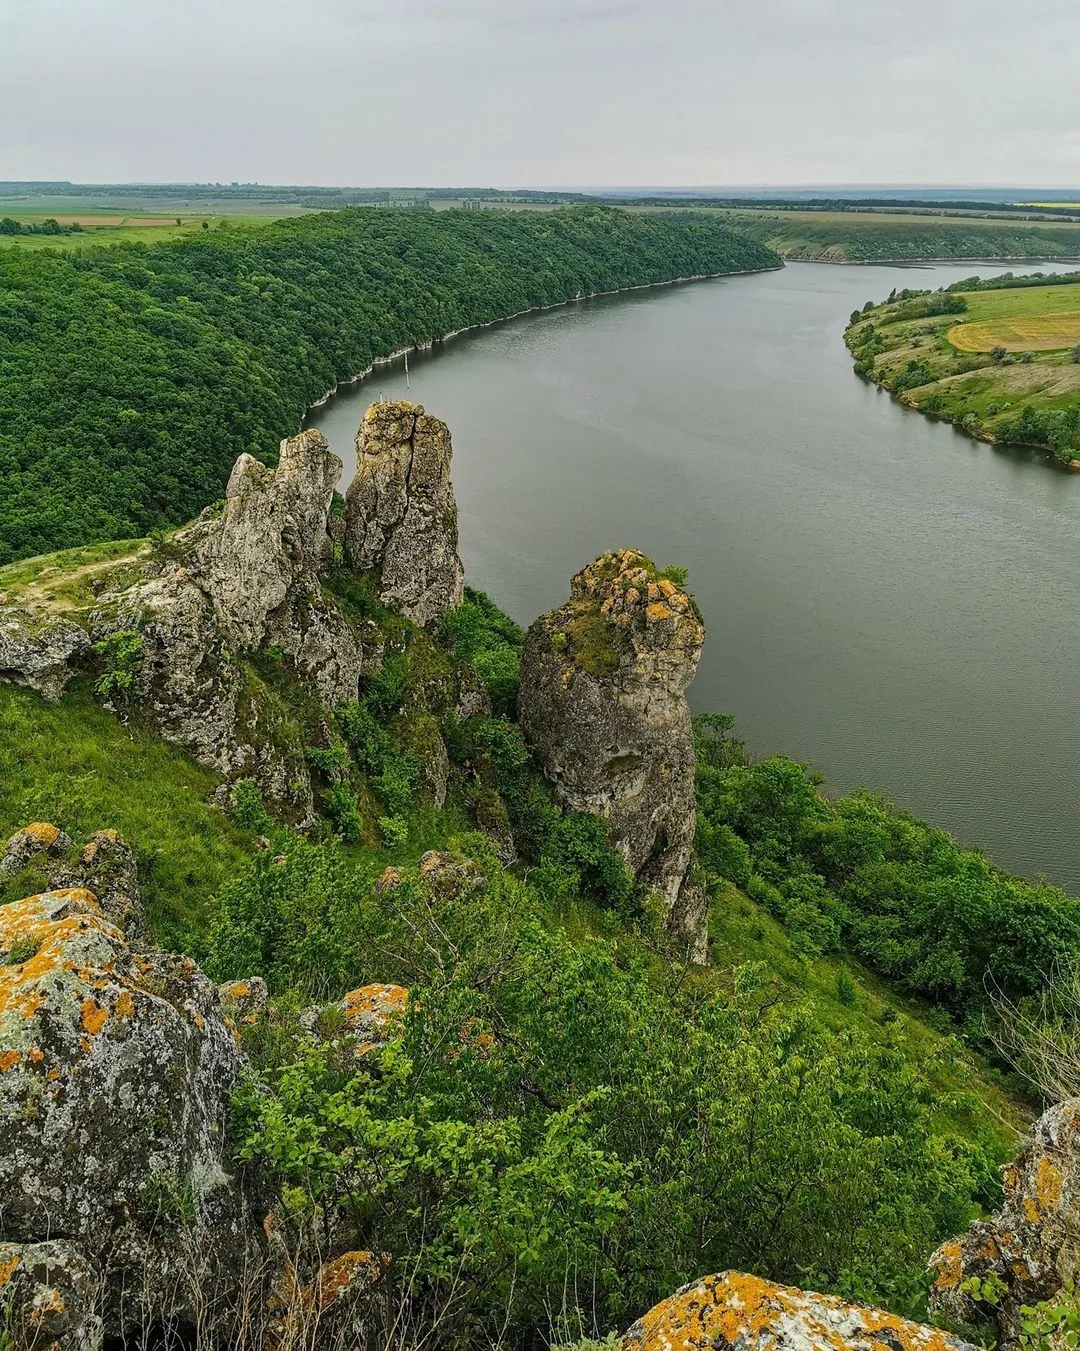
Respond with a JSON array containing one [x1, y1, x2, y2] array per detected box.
[[310, 262, 1080, 890]]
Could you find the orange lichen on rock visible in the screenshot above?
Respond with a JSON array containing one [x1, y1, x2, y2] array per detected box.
[[0, 1049, 21, 1072], [23, 823, 62, 847], [621, 1272, 976, 1351], [0, 1250, 20, 1287], [340, 983, 408, 1024], [80, 997, 108, 1036], [932, 1239, 963, 1291], [313, 1251, 383, 1311]]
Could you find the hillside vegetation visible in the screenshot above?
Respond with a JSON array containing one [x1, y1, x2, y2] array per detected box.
[[0, 206, 777, 565], [0, 522, 1051, 1335], [722, 208, 1080, 262], [846, 272, 1080, 461]]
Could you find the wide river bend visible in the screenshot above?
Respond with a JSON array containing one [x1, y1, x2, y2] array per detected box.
[[310, 262, 1080, 891]]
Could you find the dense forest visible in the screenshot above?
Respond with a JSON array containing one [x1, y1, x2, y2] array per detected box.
[[0, 206, 776, 564]]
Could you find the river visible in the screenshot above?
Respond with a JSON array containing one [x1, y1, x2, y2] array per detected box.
[[309, 261, 1080, 891]]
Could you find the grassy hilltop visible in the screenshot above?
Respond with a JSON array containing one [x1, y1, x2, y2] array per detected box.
[[846, 272, 1080, 460]]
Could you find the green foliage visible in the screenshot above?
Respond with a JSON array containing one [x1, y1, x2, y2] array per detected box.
[[0, 209, 777, 565], [230, 850, 988, 1340], [696, 742, 1080, 1019], [1019, 1282, 1080, 1350], [91, 628, 142, 698], [230, 778, 273, 835], [4, 936, 40, 965], [379, 814, 409, 849]]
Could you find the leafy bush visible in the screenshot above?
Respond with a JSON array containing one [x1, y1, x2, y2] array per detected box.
[[230, 859, 987, 1341], [92, 629, 143, 698], [696, 744, 1080, 1019]]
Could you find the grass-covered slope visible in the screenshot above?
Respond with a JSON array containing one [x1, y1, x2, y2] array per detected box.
[[845, 273, 1080, 461], [0, 206, 778, 565], [0, 531, 1048, 1335]]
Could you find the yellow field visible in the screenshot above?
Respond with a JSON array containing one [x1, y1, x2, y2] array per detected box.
[[947, 309, 1080, 352], [1017, 201, 1080, 208]]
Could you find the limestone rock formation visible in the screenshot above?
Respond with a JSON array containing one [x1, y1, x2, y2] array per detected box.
[[931, 1097, 1080, 1344], [345, 401, 464, 627], [518, 550, 706, 955], [0, 609, 90, 702], [0, 409, 472, 811], [1, 824, 149, 951], [300, 982, 410, 1060], [621, 1272, 977, 1351], [0, 886, 257, 1342]]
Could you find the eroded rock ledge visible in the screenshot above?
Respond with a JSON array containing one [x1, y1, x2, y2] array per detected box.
[[517, 549, 707, 956]]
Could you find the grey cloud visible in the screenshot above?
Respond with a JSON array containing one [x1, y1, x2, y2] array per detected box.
[[1, 0, 1078, 186]]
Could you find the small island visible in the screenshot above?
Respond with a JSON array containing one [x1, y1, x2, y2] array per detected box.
[[844, 271, 1080, 465]]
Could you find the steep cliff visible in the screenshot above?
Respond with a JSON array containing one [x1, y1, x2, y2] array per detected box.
[[517, 550, 706, 956], [345, 401, 464, 627]]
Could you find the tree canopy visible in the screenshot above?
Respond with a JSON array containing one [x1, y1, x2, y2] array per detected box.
[[0, 206, 777, 564]]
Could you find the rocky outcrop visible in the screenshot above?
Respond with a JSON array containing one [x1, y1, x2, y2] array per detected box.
[[345, 401, 464, 627], [0, 609, 90, 702], [0, 822, 73, 879], [0, 407, 473, 811], [518, 550, 706, 956], [931, 1097, 1080, 1345], [621, 1272, 977, 1351], [0, 886, 258, 1344]]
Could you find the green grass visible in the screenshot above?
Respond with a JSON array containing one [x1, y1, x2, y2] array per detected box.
[[705, 208, 1080, 262], [0, 537, 148, 607], [0, 683, 255, 942], [0, 212, 282, 251], [846, 280, 1080, 458], [704, 879, 1028, 1154]]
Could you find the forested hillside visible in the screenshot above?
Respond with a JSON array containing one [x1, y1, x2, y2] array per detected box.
[[0, 206, 777, 564], [725, 209, 1080, 262]]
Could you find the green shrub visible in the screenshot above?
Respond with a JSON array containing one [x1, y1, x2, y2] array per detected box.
[[92, 629, 143, 698], [230, 778, 273, 834]]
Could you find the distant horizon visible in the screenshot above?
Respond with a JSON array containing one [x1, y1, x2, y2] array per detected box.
[[4, 180, 1080, 196]]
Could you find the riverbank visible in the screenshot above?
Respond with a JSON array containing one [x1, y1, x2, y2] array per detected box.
[[844, 274, 1080, 465], [306, 263, 784, 413]]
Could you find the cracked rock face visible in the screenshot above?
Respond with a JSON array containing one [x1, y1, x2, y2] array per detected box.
[[0, 609, 90, 702], [621, 1272, 977, 1351], [518, 550, 706, 955], [192, 430, 341, 650], [931, 1097, 1080, 1345], [345, 401, 464, 628], [0, 887, 258, 1341]]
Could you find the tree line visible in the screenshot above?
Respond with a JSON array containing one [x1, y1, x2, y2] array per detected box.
[[0, 206, 777, 564]]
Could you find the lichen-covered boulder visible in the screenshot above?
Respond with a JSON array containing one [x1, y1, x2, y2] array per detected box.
[[0, 1240, 103, 1351], [301, 983, 409, 1061], [621, 1272, 977, 1351], [931, 1098, 1080, 1344], [518, 550, 706, 954], [0, 608, 90, 701], [345, 401, 464, 627], [0, 887, 258, 1340], [0, 822, 73, 880]]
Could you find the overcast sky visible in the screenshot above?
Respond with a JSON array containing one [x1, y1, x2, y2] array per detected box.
[[2, 0, 1078, 188]]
